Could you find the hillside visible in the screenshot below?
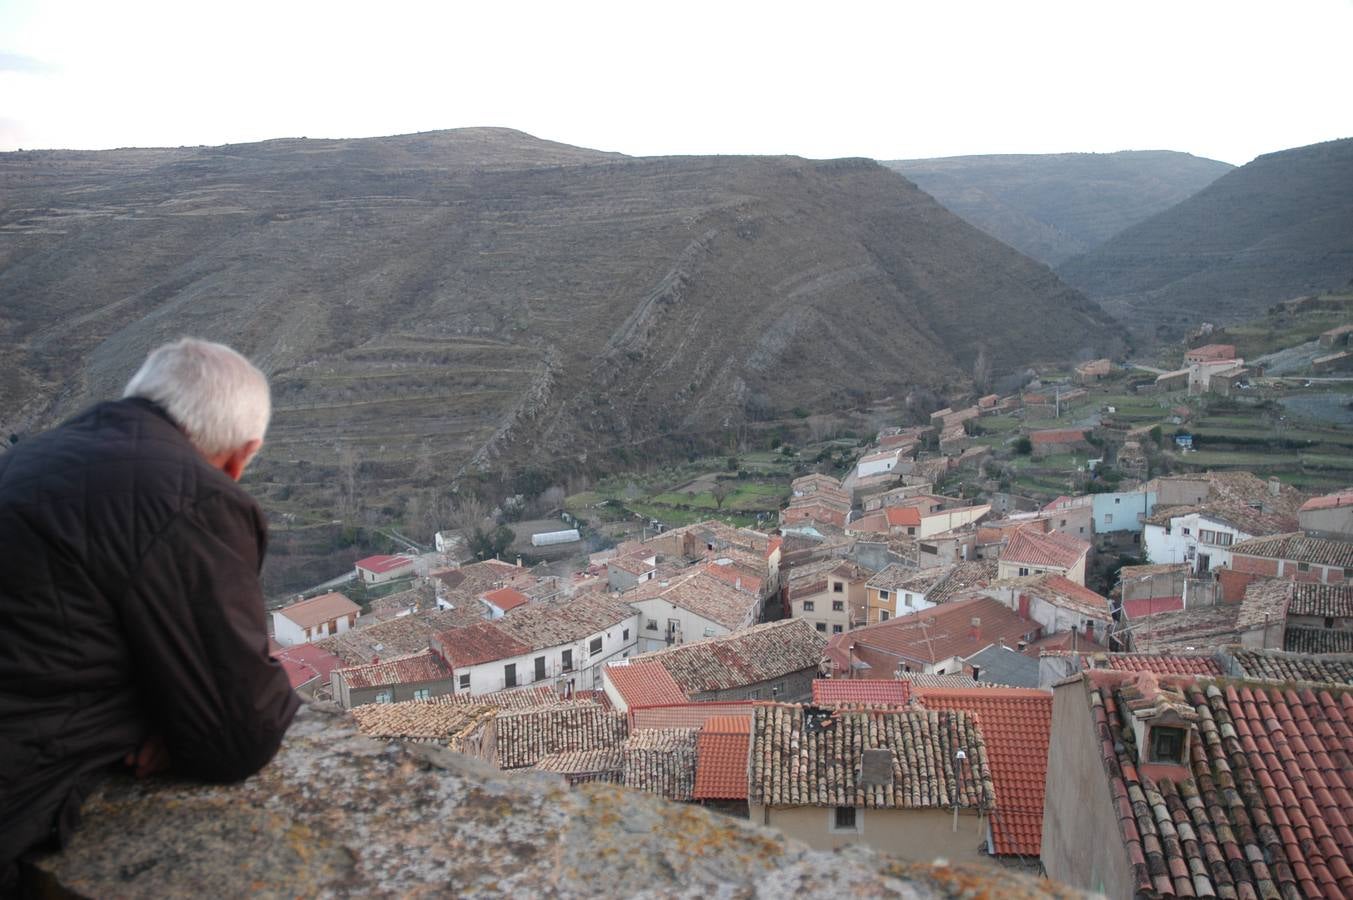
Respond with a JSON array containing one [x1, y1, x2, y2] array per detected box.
[[885, 151, 1232, 267], [0, 128, 1117, 522], [1056, 138, 1353, 337]]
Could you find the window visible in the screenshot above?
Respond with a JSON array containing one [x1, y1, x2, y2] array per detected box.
[[1114, 497, 1121, 504], [622, 628, 630, 641], [833, 625, 843, 634], [1216, 533, 1232, 546], [413, 688, 431, 701], [562, 649, 573, 672], [879, 610, 890, 621], [1297, 562, 1310, 572], [1104, 514, 1113, 524], [904, 593, 913, 607], [504, 663, 517, 688], [1018, 567, 1030, 577], [646, 619, 658, 631], [1182, 527, 1191, 536], [879, 589, 890, 601], [1199, 529, 1215, 544], [1060, 519, 1067, 527], [1326, 616, 1336, 629], [589, 636, 603, 656], [375, 690, 393, 704], [703, 627, 716, 636], [803, 601, 815, 612], [458, 673, 470, 690], [907, 527, 915, 535], [1344, 568, 1353, 579], [1150, 727, 1186, 764], [534, 656, 546, 681], [832, 600, 844, 612], [832, 807, 858, 832], [833, 582, 844, 593], [816, 622, 827, 633]]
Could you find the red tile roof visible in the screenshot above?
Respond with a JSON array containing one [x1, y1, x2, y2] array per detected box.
[[355, 554, 417, 575], [1231, 532, 1353, 569], [483, 586, 530, 612], [1001, 528, 1090, 571], [604, 661, 688, 709], [811, 679, 912, 706], [1009, 573, 1111, 619], [274, 643, 345, 688], [884, 506, 922, 527], [1083, 672, 1353, 898], [333, 649, 452, 690], [824, 596, 1040, 672], [276, 591, 360, 629], [915, 686, 1052, 856], [1099, 652, 1224, 676], [693, 715, 752, 800], [1300, 489, 1353, 512], [1121, 596, 1185, 619], [635, 619, 827, 694], [630, 702, 757, 731], [432, 621, 531, 669]]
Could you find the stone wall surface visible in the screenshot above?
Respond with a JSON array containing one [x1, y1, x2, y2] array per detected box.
[[29, 704, 1088, 898]]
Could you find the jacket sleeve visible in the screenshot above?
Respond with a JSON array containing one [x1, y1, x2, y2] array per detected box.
[[118, 490, 300, 782]]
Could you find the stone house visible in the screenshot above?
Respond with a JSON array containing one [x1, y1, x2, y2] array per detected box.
[[996, 528, 1091, 586], [1029, 428, 1091, 459], [1298, 488, 1353, 539], [628, 619, 826, 703], [331, 648, 457, 709]]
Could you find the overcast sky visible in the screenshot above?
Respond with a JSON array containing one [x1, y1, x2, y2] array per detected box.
[[2, 0, 1350, 165]]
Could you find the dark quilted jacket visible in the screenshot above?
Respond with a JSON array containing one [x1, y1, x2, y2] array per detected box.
[[0, 398, 299, 868]]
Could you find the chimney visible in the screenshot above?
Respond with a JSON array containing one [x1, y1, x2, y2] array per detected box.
[[1085, 620, 1095, 640], [971, 665, 982, 682], [969, 616, 981, 641], [1268, 477, 1281, 497], [516, 556, 523, 568], [1017, 640, 1028, 652], [997, 636, 1007, 649]]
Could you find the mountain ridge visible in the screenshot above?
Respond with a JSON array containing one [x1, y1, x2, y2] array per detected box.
[[885, 150, 1233, 268], [0, 128, 1118, 512], [1055, 137, 1353, 336]]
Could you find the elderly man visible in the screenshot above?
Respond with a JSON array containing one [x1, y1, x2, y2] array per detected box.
[[0, 338, 299, 878]]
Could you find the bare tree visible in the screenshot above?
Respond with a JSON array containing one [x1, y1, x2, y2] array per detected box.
[[446, 494, 490, 535], [711, 481, 734, 510]]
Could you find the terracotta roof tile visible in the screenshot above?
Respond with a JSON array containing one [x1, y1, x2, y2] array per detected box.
[[316, 608, 481, 666], [1231, 649, 1353, 684], [623, 728, 699, 801], [273, 643, 345, 688], [333, 649, 452, 690], [355, 554, 417, 575], [629, 701, 757, 731], [277, 591, 360, 629], [634, 619, 826, 694], [914, 686, 1052, 856], [811, 679, 912, 706], [604, 660, 688, 709], [1285, 627, 1353, 654], [1298, 489, 1353, 512], [749, 704, 995, 810], [1099, 653, 1225, 676], [532, 747, 625, 785], [493, 704, 628, 769], [1287, 583, 1353, 619], [483, 587, 530, 612], [1000, 528, 1090, 571], [1030, 428, 1088, 444], [694, 716, 752, 801], [825, 596, 1040, 670], [1083, 671, 1353, 899], [1232, 533, 1353, 568], [350, 700, 496, 747]]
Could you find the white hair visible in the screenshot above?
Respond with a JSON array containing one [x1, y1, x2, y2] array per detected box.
[[123, 337, 271, 456]]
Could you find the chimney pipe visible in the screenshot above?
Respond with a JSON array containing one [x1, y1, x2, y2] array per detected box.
[[1268, 477, 1280, 497], [971, 665, 982, 682], [969, 616, 981, 641]]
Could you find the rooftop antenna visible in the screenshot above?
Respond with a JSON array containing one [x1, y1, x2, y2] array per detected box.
[[953, 749, 968, 832]]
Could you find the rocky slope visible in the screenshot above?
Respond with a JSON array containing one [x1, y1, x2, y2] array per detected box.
[[0, 128, 1117, 511], [1056, 138, 1353, 337], [886, 151, 1232, 268]]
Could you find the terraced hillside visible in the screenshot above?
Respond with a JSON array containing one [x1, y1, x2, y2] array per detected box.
[[1057, 137, 1353, 337], [887, 151, 1232, 267], [0, 128, 1117, 519]]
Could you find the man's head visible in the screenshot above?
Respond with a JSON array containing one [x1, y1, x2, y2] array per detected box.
[[123, 338, 271, 481]]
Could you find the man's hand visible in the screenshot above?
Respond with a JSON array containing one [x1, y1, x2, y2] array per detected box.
[[124, 734, 171, 778]]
